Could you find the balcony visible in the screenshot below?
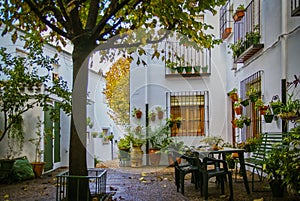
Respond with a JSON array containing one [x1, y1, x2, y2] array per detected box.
[[232, 0, 263, 63], [291, 0, 300, 16], [165, 42, 211, 77]]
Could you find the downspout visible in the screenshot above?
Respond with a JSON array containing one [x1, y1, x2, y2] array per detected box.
[[281, 0, 288, 132]]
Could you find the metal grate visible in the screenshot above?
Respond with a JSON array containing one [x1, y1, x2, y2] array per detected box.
[[240, 71, 263, 140], [219, 0, 233, 39], [56, 168, 107, 201], [166, 91, 209, 136]]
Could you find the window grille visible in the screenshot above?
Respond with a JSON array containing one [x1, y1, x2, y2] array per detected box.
[[166, 91, 209, 137], [240, 71, 263, 139], [219, 0, 233, 39]]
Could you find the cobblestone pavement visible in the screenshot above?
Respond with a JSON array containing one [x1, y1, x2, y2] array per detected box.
[[0, 160, 299, 201]]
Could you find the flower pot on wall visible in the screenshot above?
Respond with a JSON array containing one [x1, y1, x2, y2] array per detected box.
[[264, 114, 274, 123], [234, 106, 243, 115], [233, 10, 245, 22], [157, 111, 164, 120], [222, 27, 232, 39], [230, 93, 238, 102]]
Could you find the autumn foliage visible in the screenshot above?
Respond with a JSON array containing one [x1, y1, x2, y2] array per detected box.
[[103, 57, 130, 125]]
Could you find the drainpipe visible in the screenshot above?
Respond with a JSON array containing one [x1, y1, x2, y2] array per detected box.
[[281, 0, 288, 132]]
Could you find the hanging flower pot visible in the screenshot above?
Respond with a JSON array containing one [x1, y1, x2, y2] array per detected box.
[[244, 118, 251, 126], [241, 99, 249, 107], [259, 106, 268, 115], [264, 114, 274, 123], [234, 105, 243, 115], [249, 94, 259, 102]]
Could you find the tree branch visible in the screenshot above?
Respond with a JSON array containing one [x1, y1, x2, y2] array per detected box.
[[24, 0, 68, 38], [85, 0, 100, 30], [91, 0, 136, 40]]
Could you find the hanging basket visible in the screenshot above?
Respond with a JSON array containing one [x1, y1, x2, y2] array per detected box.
[[241, 99, 249, 107], [264, 114, 274, 123], [249, 94, 259, 102]]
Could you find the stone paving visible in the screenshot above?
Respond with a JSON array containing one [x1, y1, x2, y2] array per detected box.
[[0, 160, 299, 201]]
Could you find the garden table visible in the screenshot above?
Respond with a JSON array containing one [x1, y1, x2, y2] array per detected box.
[[193, 147, 251, 194]]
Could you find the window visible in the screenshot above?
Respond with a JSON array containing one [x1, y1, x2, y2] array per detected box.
[[167, 91, 209, 137], [240, 71, 263, 140], [219, 0, 233, 40]]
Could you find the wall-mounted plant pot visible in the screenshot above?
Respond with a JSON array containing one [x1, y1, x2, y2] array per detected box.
[[233, 10, 245, 22], [264, 114, 274, 123], [230, 93, 238, 102], [244, 120, 251, 126], [241, 99, 249, 107], [249, 94, 259, 102], [234, 106, 243, 115], [157, 111, 164, 120], [135, 110, 142, 119], [222, 27, 232, 39]]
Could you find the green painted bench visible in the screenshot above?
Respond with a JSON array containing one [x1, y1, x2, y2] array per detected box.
[[244, 132, 289, 192]]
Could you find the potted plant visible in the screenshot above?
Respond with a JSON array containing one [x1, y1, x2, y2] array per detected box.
[[278, 93, 300, 120], [118, 135, 131, 166], [166, 60, 177, 73], [200, 136, 224, 150], [270, 99, 283, 115], [228, 39, 245, 59], [175, 117, 183, 128], [166, 139, 185, 166], [284, 126, 300, 196], [201, 65, 208, 73], [234, 102, 243, 115], [263, 144, 286, 197], [232, 118, 244, 129], [132, 107, 142, 119], [155, 106, 164, 120], [255, 99, 269, 115], [233, 4, 245, 22], [148, 125, 170, 166], [227, 88, 238, 102], [246, 87, 259, 102], [29, 117, 47, 178], [127, 127, 145, 167], [240, 98, 249, 107], [222, 27, 232, 40], [193, 65, 201, 73], [264, 108, 274, 123], [149, 110, 156, 122], [243, 116, 251, 126]]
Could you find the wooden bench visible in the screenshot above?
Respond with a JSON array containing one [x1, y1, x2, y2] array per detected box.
[[244, 132, 289, 192]]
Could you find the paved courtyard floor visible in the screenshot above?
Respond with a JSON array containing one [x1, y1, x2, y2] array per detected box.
[[0, 159, 299, 201]]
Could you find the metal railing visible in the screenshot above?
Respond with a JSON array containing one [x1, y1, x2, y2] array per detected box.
[[56, 168, 107, 201], [234, 0, 261, 43], [291, 0, 300, 16], [165, 41, 211, 76]]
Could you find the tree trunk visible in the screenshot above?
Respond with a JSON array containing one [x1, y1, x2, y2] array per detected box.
[[68, 36, 96, 201]]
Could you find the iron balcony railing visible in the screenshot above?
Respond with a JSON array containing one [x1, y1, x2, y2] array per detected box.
[[165, 41, 211, 77], [56, 168, 107, 201], [291, 0, 300, 16]]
